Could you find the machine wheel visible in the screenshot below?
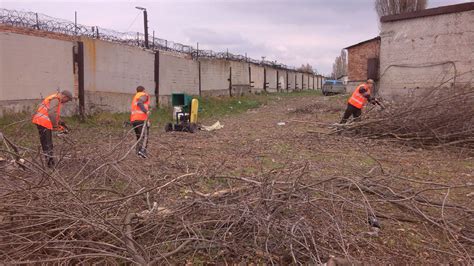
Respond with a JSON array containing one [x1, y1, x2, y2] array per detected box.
[[188, 123, 197, 133], [165, 123, 173, 132]]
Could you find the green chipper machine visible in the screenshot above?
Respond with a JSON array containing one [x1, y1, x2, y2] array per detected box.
[[165, 93, 199, 133]]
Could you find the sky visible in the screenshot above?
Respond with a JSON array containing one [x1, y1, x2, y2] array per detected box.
[[1, 0, 469, 75]]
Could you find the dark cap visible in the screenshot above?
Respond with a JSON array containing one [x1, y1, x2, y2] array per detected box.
[[61, 90, 73, 99]]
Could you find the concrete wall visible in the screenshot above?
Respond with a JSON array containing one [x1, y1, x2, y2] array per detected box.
[[230, 60, 250, 95], [303, 74, 310, 90], [309, 75, 314, 90], [295, 73, 303, 90], [287, 72, 296, 91], [379, 9, 474, 98], [250, 64, 264, 93], [159, 51, 199, 97], [265, 67, 278, 92], [82, 38, 155, 113], [0, 29, 319, 116], [277, 70, 287, 91], [0, 32, 75, 116], [316, 75, 322, 90], [200, 58, 229, 96]]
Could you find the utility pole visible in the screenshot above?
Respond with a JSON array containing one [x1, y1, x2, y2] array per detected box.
[[74, 11, 77, 35], [136, 6, 149, 48]]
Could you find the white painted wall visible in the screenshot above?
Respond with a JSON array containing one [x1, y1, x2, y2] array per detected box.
[[200, 59, 229, 95], [250, 64, 264, 92], [296, 73, 303, 90], [83, 38, 155, 95], [230, 61, 249, 85], [287, 72, 296, 91], [0, 32, 74, 101], [265, 67, 278, 92], [81, 38, 155, 112], [159, 52, 199, 96], [379, 10, 474, 98], [277, 70, 287, 91], [1, 31, 319, 115]]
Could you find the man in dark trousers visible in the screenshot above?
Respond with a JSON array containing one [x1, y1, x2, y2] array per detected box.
[[32, 90, 73, 167], [340, 79, 376, 124], [130, 86, 150, 158]]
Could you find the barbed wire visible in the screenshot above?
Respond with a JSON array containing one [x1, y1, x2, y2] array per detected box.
[[0, 8, 309, 72]]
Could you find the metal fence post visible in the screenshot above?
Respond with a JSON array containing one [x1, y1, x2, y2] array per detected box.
[[35, 13, 39, 30]]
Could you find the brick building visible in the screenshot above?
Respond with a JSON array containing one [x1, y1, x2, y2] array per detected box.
[[379, 2, 474, 99], [344, 37, 380, 93]]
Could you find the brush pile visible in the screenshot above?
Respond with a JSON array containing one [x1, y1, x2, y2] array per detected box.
[[0, 92, 473, 264], [339, 86, 474, 150], [0, 142, 472, 264]]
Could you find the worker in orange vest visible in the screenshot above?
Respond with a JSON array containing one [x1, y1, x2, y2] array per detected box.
[[340, 79, 376, 124], [32, 90, 73, 167], [130, 86, 151, 158]]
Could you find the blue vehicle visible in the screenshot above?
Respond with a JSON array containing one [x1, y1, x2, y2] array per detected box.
[[322, 79, 346, 95]]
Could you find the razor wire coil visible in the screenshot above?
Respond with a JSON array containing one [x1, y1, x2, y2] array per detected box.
[[0, 8, 310, 72]]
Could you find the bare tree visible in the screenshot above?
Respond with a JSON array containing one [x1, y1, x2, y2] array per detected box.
[[375, 0, 428, 18], [298, 63, 315, 74], [331, 50, 347, 79]]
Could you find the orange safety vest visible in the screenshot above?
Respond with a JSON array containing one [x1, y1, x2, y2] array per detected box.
[[130, 92, 150, 122], [32, 93, 62, 130], [348, 83, 371, 109]]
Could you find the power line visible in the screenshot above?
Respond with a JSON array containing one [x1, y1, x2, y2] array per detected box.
[[126, 11, 141, 32]]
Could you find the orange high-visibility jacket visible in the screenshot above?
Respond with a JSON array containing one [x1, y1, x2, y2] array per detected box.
[[130, 92, 150, 122], [32, 93, 62, 130], [348, 83, 371, 109]]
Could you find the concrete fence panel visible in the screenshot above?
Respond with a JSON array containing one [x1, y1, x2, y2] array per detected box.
[[0, 32, 74, 115], [159, 52, 199, 97], [265, 67, 278, 92], [277, 70, 287, 91], [309, 74, 314, 90], [287, 71, 296, 91], [302, 73, 309, 90], [250, 64, 264, 93], [230, 60, 250, 95], [200, 58, 230, 96], [295, 73, 303, 90], [82, 38, 155, 113]]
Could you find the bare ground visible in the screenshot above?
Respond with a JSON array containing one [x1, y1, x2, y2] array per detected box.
[[1, 92, 473, 264]]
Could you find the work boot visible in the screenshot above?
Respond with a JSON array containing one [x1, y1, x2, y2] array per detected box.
[[47, 157, 55, 168], [137, 149, 148, 159]]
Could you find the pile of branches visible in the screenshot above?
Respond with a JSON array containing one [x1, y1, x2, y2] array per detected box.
[[1, 158, 473, 263], [339, 86, 474, 150], [0, 126, 472, 264]]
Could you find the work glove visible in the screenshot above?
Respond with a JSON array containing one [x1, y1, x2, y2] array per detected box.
[[59, 121, 69, 130], [55, 122, 69, 134]]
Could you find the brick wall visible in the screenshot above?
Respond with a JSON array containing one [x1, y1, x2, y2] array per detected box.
[[347, 39, 380, 82]]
